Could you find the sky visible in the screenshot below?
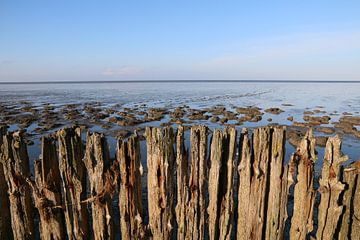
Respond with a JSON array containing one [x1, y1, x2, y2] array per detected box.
[[1, 0, 360, 82]]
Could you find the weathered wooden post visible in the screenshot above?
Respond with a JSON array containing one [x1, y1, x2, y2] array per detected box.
[[289, 129, 316, 240], [236, 128, 252, 239], [316, 136, 348, 239], [338, 161, 360, 239], [145, 126, 175, 239], [237, 126, 288, 240], [117, 132, 146, 239], [237, 127, 272, 239], [349, 168, 360, 238], [1, 130, 34, 240], [58, 127, 88, 239], [175, 125, 208, 240], [84, 132, 115, 240], [208, 127, 236, 240], [247, 127, 271, 239], [175, 125, 188, 240], [265, 126, 288, 240], [0, 126, 12, 240], [28, 135, 66, 240]]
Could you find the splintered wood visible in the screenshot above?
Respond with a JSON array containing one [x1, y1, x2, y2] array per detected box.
[[208, 127, 236, 240], [145, 127, 175, 239], [338, 160, 360, 239], [1, 130, 34, 240], [289, 129, 316, 240], [0, 126, 12, 239], [175, 125, 189, 240], [175, 125, 208, 240], [184, 125, 208, 240], [58, 127, 88, 239], [265, 127, 288, 240], [84, 132, 115, 240], [316, 136, 348, 239], [28, 135, 65, 240], [117, 132, 145, 239], [237, 128, 252, 239], [237, 126, 288, 240]]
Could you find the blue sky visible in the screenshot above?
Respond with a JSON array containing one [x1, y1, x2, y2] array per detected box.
[[1, 0, 360, 81]]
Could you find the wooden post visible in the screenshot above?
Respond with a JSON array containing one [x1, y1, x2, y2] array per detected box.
[[316, 136, 348, 239], [237, 126, 288, 240], [175, 125, 188, 240], [236, 128, 252, 239], [1, 130, 34, 240], [338, 161, 360, 239], [186, 125, 208, 240], [348, 165, 360, 238], [337, 167, 357, 239], [27, 135, 66, 240], [289, 129, 316, 240], [0, 126, 12, 240], [247, 127, 271, 239], [117, 132, 146, 239], [177, 125, 208, 240], [145, 127, 175, 239], [84, 132, 115, 240], [208, 127, 236, 240], [58, 127, 88, 240], [265, 126, 288, 240]]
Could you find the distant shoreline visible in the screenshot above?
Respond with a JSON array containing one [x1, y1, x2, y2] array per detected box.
[[1, 80, 360, 85]]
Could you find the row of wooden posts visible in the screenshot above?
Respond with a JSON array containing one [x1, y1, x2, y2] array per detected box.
[[0, 124, 359, 240]]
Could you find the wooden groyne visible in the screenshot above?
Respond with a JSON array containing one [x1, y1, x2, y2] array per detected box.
[[0, 125, 359, 239]]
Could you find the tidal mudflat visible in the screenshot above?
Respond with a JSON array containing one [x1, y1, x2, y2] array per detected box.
[[1, 81, 359, 168]]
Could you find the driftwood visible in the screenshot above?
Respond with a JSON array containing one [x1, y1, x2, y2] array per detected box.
[[58, 127, 88, 239], [289, 129, 316, 240], [0, 130, 34, 240], [28, 135, 66, 240], [84, 132, 115, 240], [145, 127, 175, 239], [265, 126, 288, 240], [0, 126, 12, 239], [117, 132, 146, 239], [338, 161, 360, 239], [316, 136, 347, 239], [208, 127, 236, 240]]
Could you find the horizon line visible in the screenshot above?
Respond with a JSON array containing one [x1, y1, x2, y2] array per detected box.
[[0, 79, 360, 85]]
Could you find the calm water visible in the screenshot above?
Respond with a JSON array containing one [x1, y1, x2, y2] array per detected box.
[[1, 81, 360, 171], [1, 81, 360, 113]]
